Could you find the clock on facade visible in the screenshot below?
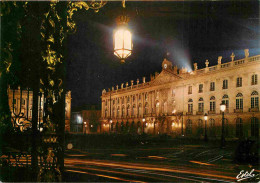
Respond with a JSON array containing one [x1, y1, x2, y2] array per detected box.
[[164, 64, 167, 69]]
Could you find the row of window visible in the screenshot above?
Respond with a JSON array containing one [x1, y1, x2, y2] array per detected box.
[[185, 117, 259, 138], [188, 74, 258, 94], [187, 91, 259, 113], [105, 93, 150, 106]]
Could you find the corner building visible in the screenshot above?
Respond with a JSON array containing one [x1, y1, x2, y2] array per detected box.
[[101, 49, 259, 140]]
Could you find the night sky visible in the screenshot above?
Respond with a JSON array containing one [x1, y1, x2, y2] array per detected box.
[[66, 1, 260, 108]]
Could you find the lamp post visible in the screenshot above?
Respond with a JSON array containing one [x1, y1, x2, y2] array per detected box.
[[204, 113, 208, 142], [220, 101, 226, 147]]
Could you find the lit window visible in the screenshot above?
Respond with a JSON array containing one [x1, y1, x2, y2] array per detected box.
[[122, 106, 125, 117], [127, 105, 130, 116], [145, 93, 148, 101], [236, 77, 242, 87], [145, 103, 148, 114], [117, 107, 120, 117]]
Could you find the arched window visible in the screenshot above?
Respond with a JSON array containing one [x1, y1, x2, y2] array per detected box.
[[236, 118, 243, 138], [236, 93, 243, 110], [252, 74, 258, 85], [112, 107, 115, 118], [122, 97, 125, 104], [127, 96, 130, 103], [188, 99, 193, 113], [138, 104, 142, 116], [117, 107, 120, 117], [105, 108, 107, 118], [210, 96, 216, 112], [236, 77, 242, 87], [209, 119, 216, 136], [222, 95, 229, 109], [145, 93, 148, 101], [122, 106, 125, 117], [198, 98, 204, 112], [186, 119, 192, 135], [132, 105, 135, 116], [127, 105, 130, 117], [251, 117, 259, 137], [133, 95, 135, 102], [251, 91, 259, 109], [156, 101, 160, 114], [145, 103, 148, 114], [223, 79, 228, 89]]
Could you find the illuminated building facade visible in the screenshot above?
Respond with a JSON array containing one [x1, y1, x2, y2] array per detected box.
[[8, 87, 72, 132], [101, 49, 259, 140]]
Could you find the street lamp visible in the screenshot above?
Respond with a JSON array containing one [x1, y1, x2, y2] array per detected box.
[[204, 113, 208, 142], [114, 15, 133, 63], [220, 101, 226, 147]]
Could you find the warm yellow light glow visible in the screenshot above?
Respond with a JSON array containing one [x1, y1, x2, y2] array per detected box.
[[204, 113, 208, 121], [220, 104, 226, 112], [114, 28, 132, 62], [142, 118, 145, 122]]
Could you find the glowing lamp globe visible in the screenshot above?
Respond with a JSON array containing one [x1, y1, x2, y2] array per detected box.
[[113, 15, 133, 63], [204, 113, 208, 121], [220, 102, 226, 112]]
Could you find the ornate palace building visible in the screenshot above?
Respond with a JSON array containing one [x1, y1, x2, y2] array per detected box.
[[101, 49, 259, 140], [8, 87, 72, 132]]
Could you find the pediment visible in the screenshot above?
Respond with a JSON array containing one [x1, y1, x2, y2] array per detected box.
[[151, 70, 182, 86]]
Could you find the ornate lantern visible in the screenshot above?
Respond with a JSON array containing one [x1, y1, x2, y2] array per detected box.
[[113, 15, 133, 63]]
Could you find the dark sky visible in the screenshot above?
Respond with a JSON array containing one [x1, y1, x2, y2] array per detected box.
[[66, 1, 260, 108]]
